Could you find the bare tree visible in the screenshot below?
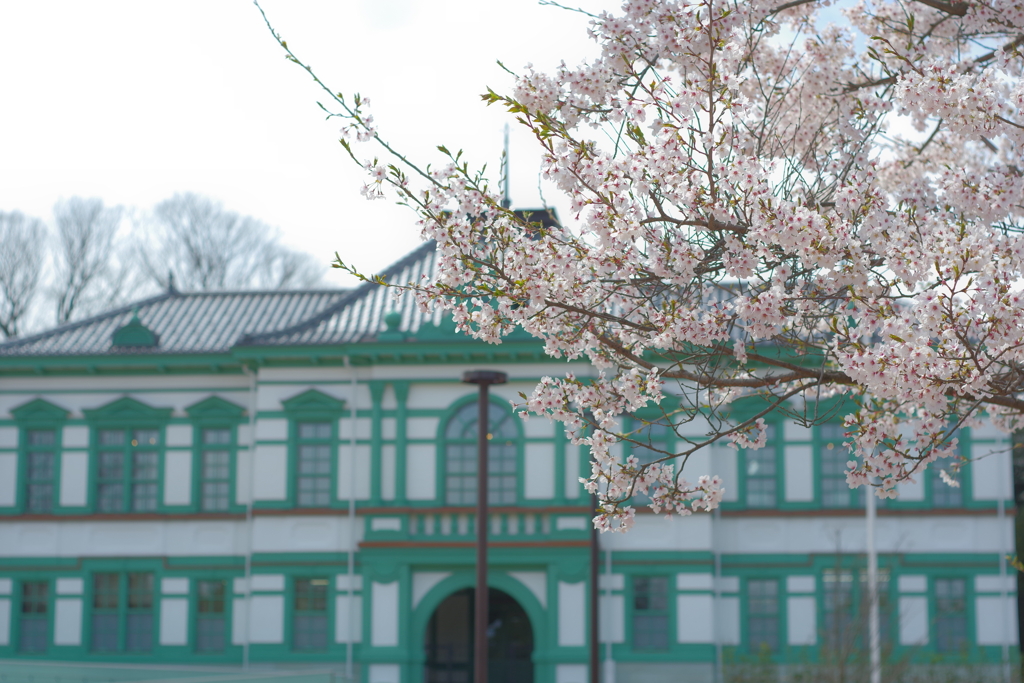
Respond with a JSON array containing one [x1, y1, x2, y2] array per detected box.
[[139, 193, 323, 291], [0, 212, 46, 339], [52, 197, 126, 325]]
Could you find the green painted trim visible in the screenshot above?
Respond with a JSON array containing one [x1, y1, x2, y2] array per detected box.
[[190, 423, 244, 514], [11, 398, 70, 423], [435, 392, 525, 507], [369, 381, 386, 506], [186, 395, 247, 421], [394, 381, 409, 506]]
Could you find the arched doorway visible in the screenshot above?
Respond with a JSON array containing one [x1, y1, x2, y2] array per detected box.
[[424, 587, 534, 683]]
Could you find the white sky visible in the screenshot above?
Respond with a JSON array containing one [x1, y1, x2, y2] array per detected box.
[[0, 0, 619, 288]]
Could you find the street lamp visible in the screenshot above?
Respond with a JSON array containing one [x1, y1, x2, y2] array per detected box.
[[461, 369, 508, 683]]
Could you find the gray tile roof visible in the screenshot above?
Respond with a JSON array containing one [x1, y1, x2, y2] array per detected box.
[[0, 240, 442, 358], [241, 240, 443, 347]]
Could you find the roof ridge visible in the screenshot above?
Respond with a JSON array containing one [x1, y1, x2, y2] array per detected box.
[[239, 240, 437, 346], [168, 287, 348, 297], [0, 289, 177, 350]]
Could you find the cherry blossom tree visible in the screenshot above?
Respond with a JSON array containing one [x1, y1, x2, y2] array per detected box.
[[261, 0, 1024, 530]]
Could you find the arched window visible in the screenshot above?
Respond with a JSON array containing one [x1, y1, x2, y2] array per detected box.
[[444, 401, 518, 505]]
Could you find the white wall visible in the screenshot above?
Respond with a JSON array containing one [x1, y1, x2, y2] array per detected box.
[[524, 443, 555, 499], [371, 581, 399, 647], [0, 454, 16, 507], [163, 450, 192, 506], [406, 444, 436, 500], [558, 581, 586, 647], [54, 598, 82, 645]]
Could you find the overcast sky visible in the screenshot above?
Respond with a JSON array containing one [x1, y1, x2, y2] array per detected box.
[[0, 0, 620, 288]]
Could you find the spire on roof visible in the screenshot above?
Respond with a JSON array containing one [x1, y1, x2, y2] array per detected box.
[[167, 271, 178, 295], [501, 123, 511, 210]]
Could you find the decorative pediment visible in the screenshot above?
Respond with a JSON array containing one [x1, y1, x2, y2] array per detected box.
[[111, 310, 159, 348], [83, 397, 173, 423], [281, 389, 346, 417], [186, 395, 247, 422], [11, 398, 70, 424]]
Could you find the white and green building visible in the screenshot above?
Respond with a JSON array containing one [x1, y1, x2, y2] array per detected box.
[[0, 239, 1018, 682]]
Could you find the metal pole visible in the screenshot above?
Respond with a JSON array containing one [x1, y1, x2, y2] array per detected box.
[[475, 381, 489, 683], [241, 364, 258, 671], [590, 493, 600, 683], [866, 485, 881, 683], [462, 370, 507, 683], [345, 356, 358, 681]]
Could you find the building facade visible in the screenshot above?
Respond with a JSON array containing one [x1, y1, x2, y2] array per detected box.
[[0, 240, 1018, 682]]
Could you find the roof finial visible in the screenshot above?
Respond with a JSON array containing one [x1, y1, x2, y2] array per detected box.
[[167, 271, 178, 295], [501, 123, 511, 210]]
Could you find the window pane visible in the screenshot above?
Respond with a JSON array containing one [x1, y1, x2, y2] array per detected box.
[[295, 578, 329, 612], [936, 578, 967, 653], [299, 422, 331, 440], [203, 451, 230, 479], [98, 452, 124, 479], [126, 613, 153, 652], [19, 617, 48, 653], [91, 573, 119, 653], [293, 578, 329, 651], [445, 405, 517, 505], [203, 428, 231, 445], [27, 452, 54, 480], [293, 614, 328, 650], [197, 580, 226, 614], [91, 613, 119, 652], [128, 573, 154, 609], [744, 426, 776, 508], [132, 429, 159, 447], [202, 482, 230, 511], [132, 452, 158, 480], [747, 579, 779, 652], [196, 616, 226, 652], [131, 452, 159, 512], [932, 466, 963, 508], [99, 430, 124, 446], [632, 576, 669, 651], [131, 483, 158, 511], [27, 429, 55, 447], [97, 484, 124, 512], [93, 574, 119, 609], [26, 483, 53, 513], [21, 581, 48, 614]]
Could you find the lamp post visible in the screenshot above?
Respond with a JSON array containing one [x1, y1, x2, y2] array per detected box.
[[462, 370, 508, 683]]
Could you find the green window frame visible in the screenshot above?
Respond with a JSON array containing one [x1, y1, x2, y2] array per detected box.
[[195, 579, 228, 653], [24, 430, 58, 514], [934, 577, 968, 653], [186, 396, 246, 513], [199, 428, 233, 512], [292, 576, 330, 651], [742, 424, 779, 509], [746, 578, 780, 653], [296, 422, 333, 507], [443, 400, 519, 506], [95, 428, 161, 513], [819, 424, 860, 509], [821, 567, 891, 653], [631, 575, 670, 652], [11, 398, 68, 515], [84, 398, 172, 514], [281, 390, 346, 510], [18, 579, 49, 654], [90, 571, 155, 653]]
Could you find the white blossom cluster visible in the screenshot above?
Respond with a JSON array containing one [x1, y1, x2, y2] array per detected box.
[[307, 0, 1024, 530]]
